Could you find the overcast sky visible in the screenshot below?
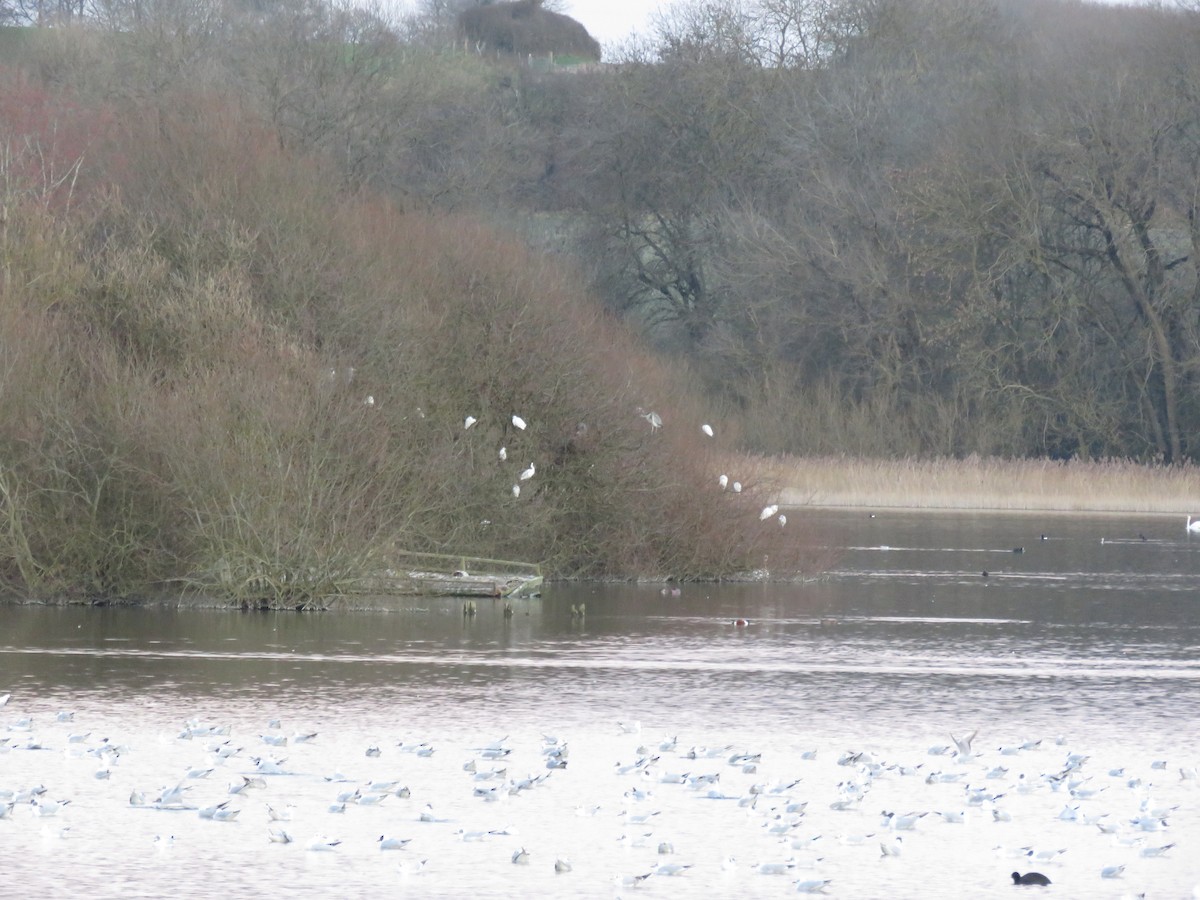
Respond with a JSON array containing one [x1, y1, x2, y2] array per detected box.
[[559, 0, 664, 46]]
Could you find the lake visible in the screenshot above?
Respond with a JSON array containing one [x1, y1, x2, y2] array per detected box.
[[1, 510, 1198, 898]]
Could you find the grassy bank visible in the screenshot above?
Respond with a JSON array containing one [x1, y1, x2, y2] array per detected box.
[[763, 456, 1200, 514]]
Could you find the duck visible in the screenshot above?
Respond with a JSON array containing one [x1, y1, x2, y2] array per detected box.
[[1012, 871, 1051, 886]]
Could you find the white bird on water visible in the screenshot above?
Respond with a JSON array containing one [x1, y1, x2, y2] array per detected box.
[[1188, 515, 1200, 532]]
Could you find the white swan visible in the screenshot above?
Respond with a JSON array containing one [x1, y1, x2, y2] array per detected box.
[[1188, 516, 1200, 533]]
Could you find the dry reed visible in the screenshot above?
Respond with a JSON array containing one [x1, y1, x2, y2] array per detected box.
[[761, 454, 1200, 514]]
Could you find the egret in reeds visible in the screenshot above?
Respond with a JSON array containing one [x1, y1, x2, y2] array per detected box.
[[637, 408, 662, 430], [719, 474, 729, 489], [701, 423, 714, 437], [464, 415, 477, 429], [512, 415, 527, 430], [498, 446, 507, 461], [519, 463, 536, 481], [760, 505, 779, 520]]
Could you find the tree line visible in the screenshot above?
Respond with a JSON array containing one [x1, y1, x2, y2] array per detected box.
[[4, 0, 1200, 464]]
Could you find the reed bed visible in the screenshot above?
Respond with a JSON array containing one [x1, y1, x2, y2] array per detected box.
[[760, 455, 1200, 514]]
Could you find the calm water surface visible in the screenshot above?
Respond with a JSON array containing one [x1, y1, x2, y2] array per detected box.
[[2, 511, 1199, 898]]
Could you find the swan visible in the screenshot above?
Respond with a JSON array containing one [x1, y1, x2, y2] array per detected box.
[[1188, 516, 1200, 533]]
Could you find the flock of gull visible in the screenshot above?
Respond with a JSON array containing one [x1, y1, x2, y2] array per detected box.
[[2, 685, 1197, 897]]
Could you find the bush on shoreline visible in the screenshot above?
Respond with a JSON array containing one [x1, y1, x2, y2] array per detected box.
[[0, 86, 818, 604]]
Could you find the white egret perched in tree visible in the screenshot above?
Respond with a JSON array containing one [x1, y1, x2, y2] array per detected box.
[[498, 446, 507, 461], [778, 514, 787, 526], [718, 474, 729, 490], [519, 463, 536, 481], [512, 415, 527, 430], [760, 504, 779, 520], [464, 415, 477, 429], [511, 484, 520, 498], [732, 481, 742, 493], [701, 423, 714, 437]]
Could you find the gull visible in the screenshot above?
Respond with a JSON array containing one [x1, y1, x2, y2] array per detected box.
[[464, 415, 477, 429], [796, 880, 833, 894], [268, 826, 293, 844], [292, 732, 318, 744], [306, 835, 342, 852], [398, 859, 428, 875], [260, 734, 287, 747], [884, 811, 926, 831], [760, 505, 779, 520], [512, 415, 527, 430], [253, 757, 289, 775], [379, 835, 411, 850], [198, 801, 234, 820], [554, 858, 572, 873], [1100, 864, 1125, 878], [701, 423, 714, 437], [880, 836, 903, 857], [267, 804, 293, 822], [1024, 847, 1066, 863], [951, 730, 978, 758], [418, 804, 446, 822], [519, 463, 535, 481], [1140, 843, 1174, 858], [653, 862, 692, 876], [756, 859, 798, 875], [512, 847, 531, 865], [35, 798, 70, 817], [938, 811, 966, 824], [618, 720, 642, 735], [614, 872, 654, 888]]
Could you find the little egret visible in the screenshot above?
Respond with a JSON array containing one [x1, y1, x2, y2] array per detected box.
[[512, 415, 527, 430], [519, 463, 536, 481], [464, 416, 477, 429], [701, 423, 714, 437]]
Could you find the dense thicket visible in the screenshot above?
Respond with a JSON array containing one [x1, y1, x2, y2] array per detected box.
[[8, 2, 1199, 461], [1, 0, 1199, 603], [0, 43, 817, 602]]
